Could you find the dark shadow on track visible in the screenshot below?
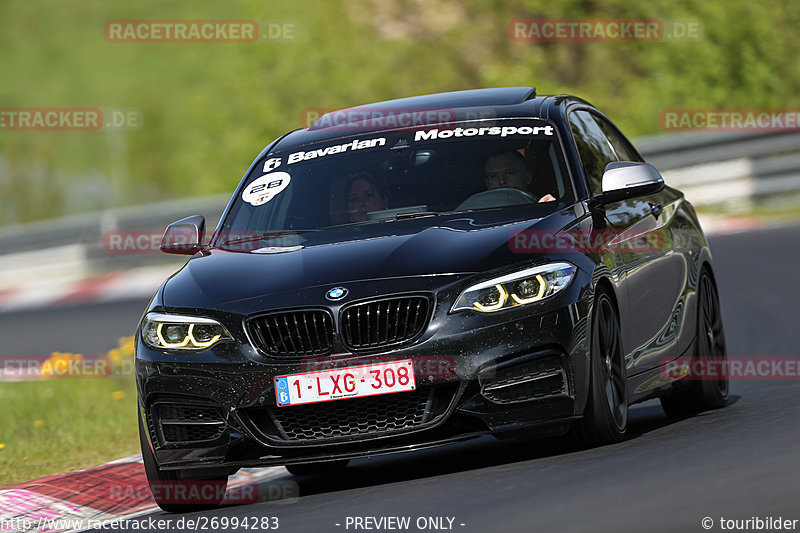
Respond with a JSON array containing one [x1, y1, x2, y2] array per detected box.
[[227, 398, 738, 505], [624, 394, 740, 439]]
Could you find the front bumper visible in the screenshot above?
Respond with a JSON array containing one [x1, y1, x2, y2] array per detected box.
[[136, 278, 591, 470]]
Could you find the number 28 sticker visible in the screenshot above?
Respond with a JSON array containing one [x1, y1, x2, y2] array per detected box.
[[242, 172, 291, 206]]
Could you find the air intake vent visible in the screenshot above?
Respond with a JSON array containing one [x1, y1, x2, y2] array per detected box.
[[152, 402, 226, 446], [481, 353, 567, 404]]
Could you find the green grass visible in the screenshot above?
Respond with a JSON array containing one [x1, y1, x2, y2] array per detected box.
[[0, 359, 139, 487]]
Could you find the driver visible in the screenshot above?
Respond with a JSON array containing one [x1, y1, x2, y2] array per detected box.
[[484, 151, 556, 202], [345, 173, 389, 222]]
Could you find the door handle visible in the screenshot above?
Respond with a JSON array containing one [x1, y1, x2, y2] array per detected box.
[[649, 202, 663, 218]]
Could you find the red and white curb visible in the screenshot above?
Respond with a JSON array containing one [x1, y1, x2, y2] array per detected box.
[[697, 214, 763, 235], [0, 266, 176, 314], [0, 455, 290, 532]]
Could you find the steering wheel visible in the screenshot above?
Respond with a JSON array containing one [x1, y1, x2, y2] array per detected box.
[[455, 187, 539, 211]]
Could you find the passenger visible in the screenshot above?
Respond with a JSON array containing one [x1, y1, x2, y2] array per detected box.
[[484, 151, 556, 202], [345, 173, 390, 222]]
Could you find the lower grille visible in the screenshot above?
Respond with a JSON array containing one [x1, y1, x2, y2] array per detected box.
[[481, 353, 567, 404], [242, 385, 457, 443], [152, 402, 226, 446]]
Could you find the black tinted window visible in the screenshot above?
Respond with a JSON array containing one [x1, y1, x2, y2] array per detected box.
[[595, 116, 642, 163], [568, 110, 618, 195], [220, 119, 575, 240]]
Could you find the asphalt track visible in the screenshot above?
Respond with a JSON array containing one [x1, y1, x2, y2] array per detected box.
[[4, 222, 800, 533]]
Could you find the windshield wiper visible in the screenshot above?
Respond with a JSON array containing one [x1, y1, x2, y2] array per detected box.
[[222, 229, 320, 245], [395, 211, 440, 220]]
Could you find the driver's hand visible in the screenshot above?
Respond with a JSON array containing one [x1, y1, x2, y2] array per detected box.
[[538, 194, 556, 203]]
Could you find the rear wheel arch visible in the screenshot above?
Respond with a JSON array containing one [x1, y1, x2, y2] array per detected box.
[[661, 262, 728, 416], [696, 260, 722, 323], [699, 260, 719, 288]]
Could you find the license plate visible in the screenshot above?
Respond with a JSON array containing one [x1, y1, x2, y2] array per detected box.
[[274, 360, 416, 407]]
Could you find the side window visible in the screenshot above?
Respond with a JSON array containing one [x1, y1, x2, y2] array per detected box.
[[568, 110, 618, 195], [594, 115, 643, 163]]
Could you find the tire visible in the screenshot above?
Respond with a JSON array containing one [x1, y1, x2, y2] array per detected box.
[[661, 268, 728, 416], [284, 460, 349, 476], [138, 416, 228, 513], [574, 288, 628, 447]]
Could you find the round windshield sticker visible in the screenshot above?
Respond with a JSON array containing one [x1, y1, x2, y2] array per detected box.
[[242, 172, 291, 206]]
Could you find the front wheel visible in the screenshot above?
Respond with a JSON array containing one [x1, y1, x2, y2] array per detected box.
[[138, 416, 228, 513], [574, 288, 628, 447]]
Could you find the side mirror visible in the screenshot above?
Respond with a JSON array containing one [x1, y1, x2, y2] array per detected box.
[[589, 161, 665, 208], [159, 215, 206, 255]]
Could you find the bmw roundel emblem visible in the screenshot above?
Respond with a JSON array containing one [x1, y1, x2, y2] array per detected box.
[[326, 287, 348, 301]]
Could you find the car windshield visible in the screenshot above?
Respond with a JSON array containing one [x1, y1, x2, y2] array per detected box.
[[218, 118, 574, 246]]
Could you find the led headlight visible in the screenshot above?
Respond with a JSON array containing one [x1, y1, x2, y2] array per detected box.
[[452, 262, 576, 313], [141, 313, 231, 351]]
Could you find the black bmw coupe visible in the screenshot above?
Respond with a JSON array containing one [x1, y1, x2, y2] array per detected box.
[[135, 87, 728, 511]]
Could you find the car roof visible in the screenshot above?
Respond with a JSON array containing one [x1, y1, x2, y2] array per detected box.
[[270, 87, 574, 151]]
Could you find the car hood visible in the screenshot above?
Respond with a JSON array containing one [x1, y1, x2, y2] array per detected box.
[[161, 210, 576, 309]]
